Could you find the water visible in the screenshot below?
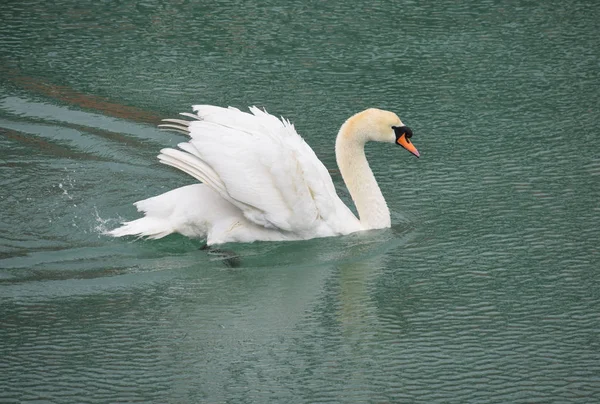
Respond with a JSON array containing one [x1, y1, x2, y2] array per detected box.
[[1, 0, 599, 402]]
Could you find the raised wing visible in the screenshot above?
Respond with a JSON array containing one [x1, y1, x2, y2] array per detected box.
[[158, 106, 356, 235]]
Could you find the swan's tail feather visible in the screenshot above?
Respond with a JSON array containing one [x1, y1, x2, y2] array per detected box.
[[108, 217, 173, 239], [108, 184, 215, 240], [108, 192, 179, 239]]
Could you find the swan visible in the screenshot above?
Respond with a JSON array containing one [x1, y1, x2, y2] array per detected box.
[[109, 106, 419, 245]]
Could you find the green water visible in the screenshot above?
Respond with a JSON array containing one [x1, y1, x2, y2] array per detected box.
[[1, 0, 599, 402]]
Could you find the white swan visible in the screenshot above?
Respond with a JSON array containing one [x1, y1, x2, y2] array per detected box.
[[109, 106, 419, 245]]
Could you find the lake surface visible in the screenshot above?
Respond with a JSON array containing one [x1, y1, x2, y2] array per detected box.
[[1, 0, 599, 402]]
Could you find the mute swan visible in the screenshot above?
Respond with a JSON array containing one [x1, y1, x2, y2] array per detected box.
[[109, 106, 419, 245]]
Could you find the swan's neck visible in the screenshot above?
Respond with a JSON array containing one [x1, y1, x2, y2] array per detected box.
[[335, 125, 391, 230]]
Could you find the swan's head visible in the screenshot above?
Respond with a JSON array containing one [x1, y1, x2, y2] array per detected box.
[[341, 108, 420, 158]]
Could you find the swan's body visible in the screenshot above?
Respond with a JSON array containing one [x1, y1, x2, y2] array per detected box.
[[109, 106, 419, 245]]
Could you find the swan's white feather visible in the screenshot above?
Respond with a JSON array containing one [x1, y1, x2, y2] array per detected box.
[[161, 118, 191, 127], [157, 124, 189, 135]]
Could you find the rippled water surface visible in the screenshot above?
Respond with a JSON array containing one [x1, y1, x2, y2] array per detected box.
[[1, 0, 599, 402]]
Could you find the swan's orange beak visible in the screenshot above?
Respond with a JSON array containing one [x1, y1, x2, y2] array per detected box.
[[396, 133, 420, 158]]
